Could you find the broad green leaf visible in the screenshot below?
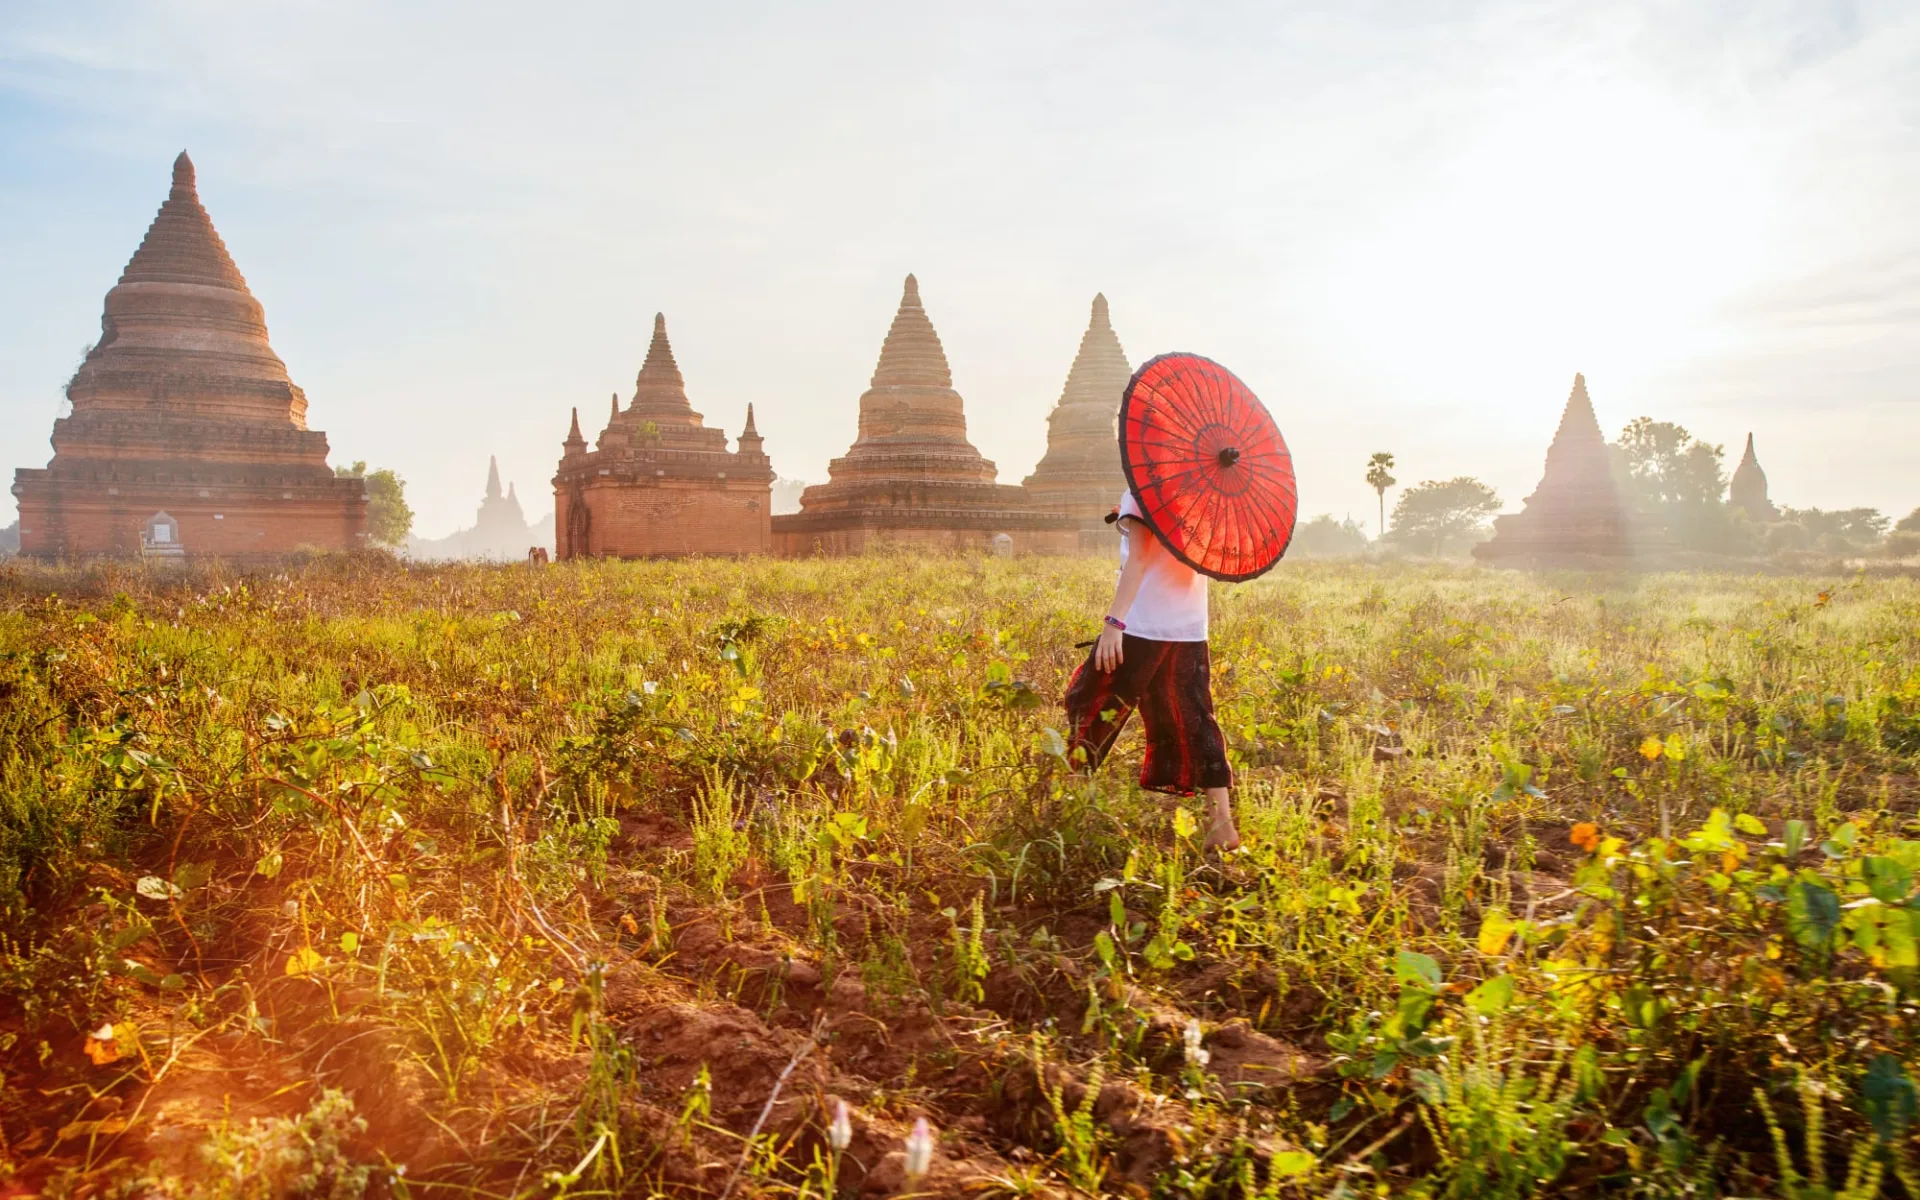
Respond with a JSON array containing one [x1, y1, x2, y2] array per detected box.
[[1734, 812, 1768, 836], [1863, 1054, 1918, 1143], [1465, 973, 1515, 1016], [1881, 909, 1917, 971], [1861, 856, 1914, 905], [1394, 949, 1442, 990], [1787, 880, 1842, 950]]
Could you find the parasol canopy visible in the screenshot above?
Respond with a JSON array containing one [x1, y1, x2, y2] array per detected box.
[[1118, 353, 1296, 582]]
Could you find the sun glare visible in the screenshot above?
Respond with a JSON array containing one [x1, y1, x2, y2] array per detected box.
[[1323, 80, 1778, 406]]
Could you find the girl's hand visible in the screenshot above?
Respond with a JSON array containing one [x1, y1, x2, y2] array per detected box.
[[1095, 625, 1125, 672]]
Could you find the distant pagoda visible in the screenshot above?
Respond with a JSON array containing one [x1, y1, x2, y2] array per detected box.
[[477, 456, 527, 535], [1728, 433, 1780, 522], [1021, 293, 1130, 547], [12, 152, 365, 558], [1475, 373, 1634, 565], [771, 274, 1078, 556], [552, 313, 772, 558], [409, 456, 545, 561]]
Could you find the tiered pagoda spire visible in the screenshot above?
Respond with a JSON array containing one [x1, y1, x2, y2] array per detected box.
[[770, 274, 1080, 556], [1475, 373, 1633, 564], [1022, 293, 1131, 531], [833, 274, 998, 480], [626, 313, 704, 429], [595, 314, 727, 453]]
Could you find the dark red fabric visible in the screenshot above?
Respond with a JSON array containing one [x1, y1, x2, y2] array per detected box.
[[1119, 353, 1296, 582], [1064, 635, 1232, 794]]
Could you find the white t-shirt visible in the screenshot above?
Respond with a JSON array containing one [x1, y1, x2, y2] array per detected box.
[[1116, 490, 1208, 642]]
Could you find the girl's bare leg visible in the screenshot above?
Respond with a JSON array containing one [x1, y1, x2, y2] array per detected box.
[[1201, 786, 1240, 851]]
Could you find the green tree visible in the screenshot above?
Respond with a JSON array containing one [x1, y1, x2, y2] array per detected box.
[[1383, 477, 1501, 557], [1896, 506, 1920, 535], [1614, 418, 1726, 508], [334, 461, 414, 548], [1778, 506, 1888, 554], [1613, 418, 1733, 551], [1290, 514, 1370, 559], [1365, 452, 1397, 537]]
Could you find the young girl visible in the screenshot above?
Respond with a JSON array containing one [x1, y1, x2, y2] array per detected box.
[[1064, 489, 1239, 851]]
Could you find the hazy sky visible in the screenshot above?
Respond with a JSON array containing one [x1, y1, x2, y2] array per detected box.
[[3, 1, 1916, 538]]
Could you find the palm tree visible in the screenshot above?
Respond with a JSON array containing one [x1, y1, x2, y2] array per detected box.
[[1366, 452, 1397, 537]]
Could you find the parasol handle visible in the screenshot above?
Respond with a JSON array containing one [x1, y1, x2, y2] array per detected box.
[[1217, 447, 1241, 467]]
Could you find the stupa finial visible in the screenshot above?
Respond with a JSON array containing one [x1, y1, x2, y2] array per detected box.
[[486, 455, 502, 500], [172, 151, 195, 192], [869, 274, 953, 390], [743, 402, 759, 436]]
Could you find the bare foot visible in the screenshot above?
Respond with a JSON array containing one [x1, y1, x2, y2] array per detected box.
[[1202, 824, 1242, 853]]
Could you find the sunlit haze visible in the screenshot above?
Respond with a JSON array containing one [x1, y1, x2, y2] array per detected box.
[[3, 1, 1915, 538]]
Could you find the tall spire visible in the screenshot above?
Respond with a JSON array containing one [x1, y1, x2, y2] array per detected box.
[[737, 402, 764, 454], [1729, 431, 1779, 521], [564, 406, 586, 456], [1474, 371, 1633, 563], [1021, 292, 1131, 522], [486, 455, 502, 500], [1543, 373, 1608, 471], [118, 151, 251, 291], [869, 273, 955, 391], [1055, 292, 1129, 412], [628, 312, 700, 426]]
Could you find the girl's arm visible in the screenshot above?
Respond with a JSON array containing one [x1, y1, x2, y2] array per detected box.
[[1096, 518, 1151, 671]]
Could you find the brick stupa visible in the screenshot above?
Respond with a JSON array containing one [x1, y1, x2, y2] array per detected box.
[[1021, 293, 1131, 547], [1474, 373, 1633, 565], [772, 275, 1078, 556], [1728, 433, 1780, 522], [553, 313, 772, 558], [13, 153, 366, 558]]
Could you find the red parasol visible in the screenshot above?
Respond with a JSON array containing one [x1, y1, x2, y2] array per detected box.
[[1118, 353, 1296, 582]]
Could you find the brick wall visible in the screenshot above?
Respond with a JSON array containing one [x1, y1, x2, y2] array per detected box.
[[15, 479, 366, 558], [558, 478, 771, 558]]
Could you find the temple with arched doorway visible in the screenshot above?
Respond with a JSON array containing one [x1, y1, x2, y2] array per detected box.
[[552, 314, 772, 559]]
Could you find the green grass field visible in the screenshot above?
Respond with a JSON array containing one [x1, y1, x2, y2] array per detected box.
[[2, 556, 1916, 1199]]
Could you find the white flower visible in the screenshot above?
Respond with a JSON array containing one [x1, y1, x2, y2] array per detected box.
[[903, 1116, 934, 1180], [829, 1099, 852, 1151], [1184, 1018, 1210, 1068]]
